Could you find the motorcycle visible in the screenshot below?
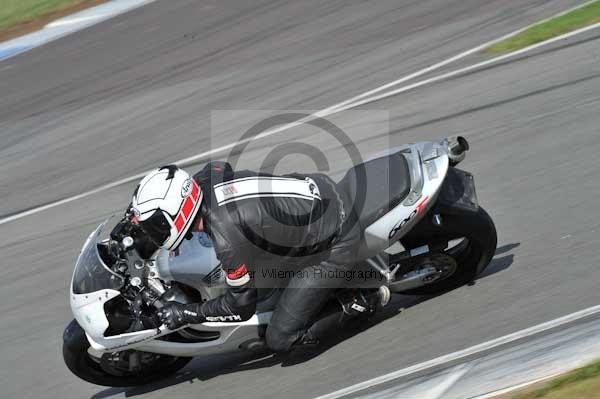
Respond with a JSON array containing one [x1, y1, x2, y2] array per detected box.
[[63, 137, 497, 386]]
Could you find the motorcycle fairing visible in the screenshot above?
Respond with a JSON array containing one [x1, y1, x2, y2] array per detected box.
[[69, 220, 166, 351], [360, 141, 450, 256], [85, 312, 271, 355], [70, 221, 123, 340]]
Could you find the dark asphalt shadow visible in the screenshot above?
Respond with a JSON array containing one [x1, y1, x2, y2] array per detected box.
[[92, 243, 519, 398], [90, 351, 268, 398], [91, 306, 409, 398], [476, 242, 519, 280], [493, 242, 520, 256]]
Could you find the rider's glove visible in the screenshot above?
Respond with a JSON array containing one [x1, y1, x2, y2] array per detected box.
[[158, 302, 205, 330]]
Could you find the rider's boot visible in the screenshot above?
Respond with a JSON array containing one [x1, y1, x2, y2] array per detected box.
[[338, 286, 391, 317], [291, 285, 391, 351]]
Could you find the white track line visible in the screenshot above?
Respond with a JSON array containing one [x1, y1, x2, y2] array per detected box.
[[0, 173, 150, 225], [430, 364, 474, 399], [418, 364, 474, 399], [0, 0, 157, 62], [341, 22, 600, 109], [314, 303, 600, 399], [46, 15, 108, 28], [323, 0, 600, 114], [2, 4, 599, 226]]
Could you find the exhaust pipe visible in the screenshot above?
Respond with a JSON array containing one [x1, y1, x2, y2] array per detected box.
[[444, 136, 469, 166]]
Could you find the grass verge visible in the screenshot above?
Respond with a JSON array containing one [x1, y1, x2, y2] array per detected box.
[[486, 0, 600, 53], [501, 359, 600, 399], [0, 0, 108, 43]]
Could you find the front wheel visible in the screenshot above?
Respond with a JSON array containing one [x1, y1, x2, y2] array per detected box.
[[397, 206, 497, 296], [62, 320, 191, 387]]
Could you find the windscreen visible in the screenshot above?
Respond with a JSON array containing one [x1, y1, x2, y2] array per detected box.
[[72, 220, 124, 294]]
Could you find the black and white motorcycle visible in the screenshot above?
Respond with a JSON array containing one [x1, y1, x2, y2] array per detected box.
[[63, 137, 497, 386]]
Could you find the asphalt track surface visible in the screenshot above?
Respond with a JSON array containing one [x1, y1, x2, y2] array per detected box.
[[1, 1, 599, 398]]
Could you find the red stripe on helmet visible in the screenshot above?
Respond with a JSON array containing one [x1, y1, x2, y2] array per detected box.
[[173, 179, 202, 234], [181, 196, 194, 218], [174, 214, 185, 231], [173, 197, 194, 233]]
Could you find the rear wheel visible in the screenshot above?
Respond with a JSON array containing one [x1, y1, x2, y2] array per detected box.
[[63, 320, 191, 387], [396, 206, 497, 295]]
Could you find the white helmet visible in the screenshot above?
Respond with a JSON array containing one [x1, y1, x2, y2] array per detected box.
[[130, 165, 203, 250]]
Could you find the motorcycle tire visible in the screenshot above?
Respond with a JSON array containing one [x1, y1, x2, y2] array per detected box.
[[398, 206, 497, 296], [62, 319, 192, 387]]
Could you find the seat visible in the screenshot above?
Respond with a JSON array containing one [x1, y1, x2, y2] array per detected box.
[[337, 152, 411, 229]]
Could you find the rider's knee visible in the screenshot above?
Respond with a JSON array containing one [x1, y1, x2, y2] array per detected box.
[[265, 325, 297, 353]]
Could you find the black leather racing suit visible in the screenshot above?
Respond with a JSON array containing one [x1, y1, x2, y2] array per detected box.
[[191, 161, 362, 352]]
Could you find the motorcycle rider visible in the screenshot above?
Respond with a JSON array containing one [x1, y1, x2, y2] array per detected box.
[[126, 162, 390, 353]]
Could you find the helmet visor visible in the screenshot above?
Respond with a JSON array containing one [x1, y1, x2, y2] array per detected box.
[[138, 210, 172, 248]]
